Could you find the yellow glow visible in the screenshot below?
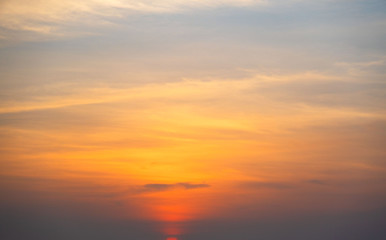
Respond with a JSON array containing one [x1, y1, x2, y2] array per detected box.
[[1, 72, 384, 237]]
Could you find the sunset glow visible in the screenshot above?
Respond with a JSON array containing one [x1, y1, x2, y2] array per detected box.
[[1, 0, 385, 239]]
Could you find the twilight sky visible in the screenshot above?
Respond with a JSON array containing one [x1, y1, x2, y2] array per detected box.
[[0, 0, 386, 239]]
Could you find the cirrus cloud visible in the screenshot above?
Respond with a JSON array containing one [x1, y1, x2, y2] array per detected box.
[[0, 0, 266, 39]]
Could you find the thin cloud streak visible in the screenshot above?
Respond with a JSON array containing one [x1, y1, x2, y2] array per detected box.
[[0, 0, 266, 38], [1, 72, 384, 118], [141, 182, 211, 192], [241, 181, 294, 190], [306, 179, 328, 185]]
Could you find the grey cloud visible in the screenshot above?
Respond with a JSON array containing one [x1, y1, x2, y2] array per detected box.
[[306, 179, 328, 185], [242, 181, 294, 190], [142, 182, 210, 192]]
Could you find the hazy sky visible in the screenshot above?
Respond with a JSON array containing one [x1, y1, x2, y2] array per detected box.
[[1, 1, 385, 239]]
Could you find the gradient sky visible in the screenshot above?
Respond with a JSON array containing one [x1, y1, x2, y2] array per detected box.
[[1, 1, 386, 239]]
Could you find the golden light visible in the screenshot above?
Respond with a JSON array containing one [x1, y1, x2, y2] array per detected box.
[[160, 221, 185, 237]]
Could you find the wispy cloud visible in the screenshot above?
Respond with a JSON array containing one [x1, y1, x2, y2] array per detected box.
[[141, 182, 211, 192], [306, 179, 328, 185], [0, 0, 266, 39], [241, 181, 294, 190]]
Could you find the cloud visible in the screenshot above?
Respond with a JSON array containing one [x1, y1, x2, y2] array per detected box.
[[241, 181, 294, 190], [141, 182, 210, 192], [306, 179, 328, 185], [0, 0, 266, 39]]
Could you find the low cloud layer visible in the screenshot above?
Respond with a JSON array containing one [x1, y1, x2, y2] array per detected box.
[[142, 182, 211, 192], [306, 179, 328, 185], [241, 181, 294, 190]]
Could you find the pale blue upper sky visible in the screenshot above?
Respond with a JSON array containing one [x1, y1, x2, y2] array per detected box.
[[1, 0, 385, 113]]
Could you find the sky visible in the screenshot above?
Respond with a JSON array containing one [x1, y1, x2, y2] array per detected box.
[[0, 0, 386, 239]]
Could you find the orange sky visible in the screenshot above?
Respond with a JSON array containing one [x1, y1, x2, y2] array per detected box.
[[1, 76, 384, 237], [0, 1, 385, 239]]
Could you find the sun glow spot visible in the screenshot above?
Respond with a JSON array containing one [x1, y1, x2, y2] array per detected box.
[[166, 237, 178, 240], [161, 222, 185, 236]]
